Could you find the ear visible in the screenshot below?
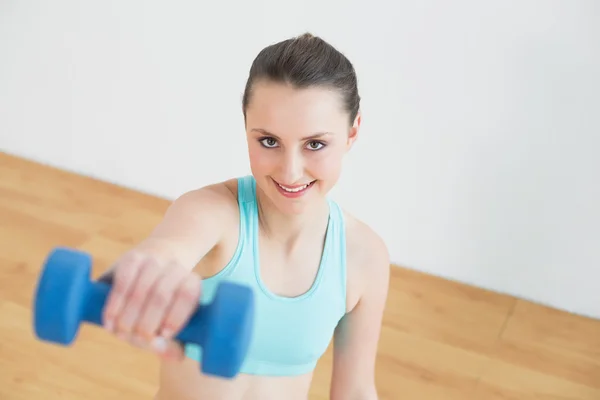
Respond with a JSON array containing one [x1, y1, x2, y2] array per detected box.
[[346, 111, 361, 150]]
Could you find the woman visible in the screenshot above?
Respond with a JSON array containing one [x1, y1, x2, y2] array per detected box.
[[101, 32, 390, 400]]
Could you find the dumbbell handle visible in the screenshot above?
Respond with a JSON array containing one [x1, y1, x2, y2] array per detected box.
[[83, 280, 207, 345]]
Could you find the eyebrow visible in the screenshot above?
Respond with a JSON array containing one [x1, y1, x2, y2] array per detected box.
[[250, 128, 332, 141]]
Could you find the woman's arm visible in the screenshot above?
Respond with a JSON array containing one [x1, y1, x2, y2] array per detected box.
[[99, 180, 238, 281], [97, 180, 240, 358], [329, 227, 390, 400]]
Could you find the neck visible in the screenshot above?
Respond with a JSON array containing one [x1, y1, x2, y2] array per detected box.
[[255, 187, 330, 247]]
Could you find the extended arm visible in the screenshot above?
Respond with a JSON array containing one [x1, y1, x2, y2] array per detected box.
[[98, 181, 239, 356]]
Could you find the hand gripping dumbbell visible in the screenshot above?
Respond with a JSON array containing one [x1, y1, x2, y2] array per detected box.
[[33, 247, 255, 378]]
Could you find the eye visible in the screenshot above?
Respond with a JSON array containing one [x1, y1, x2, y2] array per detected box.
[[306, 141, 325, 151], [259, 137, 278, 148]]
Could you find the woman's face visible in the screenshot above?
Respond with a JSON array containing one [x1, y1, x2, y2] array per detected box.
[[245, 80, 360, 215]]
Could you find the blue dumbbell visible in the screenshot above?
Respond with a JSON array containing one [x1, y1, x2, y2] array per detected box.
[[33, 247, 255, 378]]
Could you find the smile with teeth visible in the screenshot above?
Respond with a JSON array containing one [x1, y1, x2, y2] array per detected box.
[[276, 180, 315, 193]]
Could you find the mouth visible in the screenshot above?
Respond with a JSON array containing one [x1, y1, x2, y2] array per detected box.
[[272, 179, 316, 196]]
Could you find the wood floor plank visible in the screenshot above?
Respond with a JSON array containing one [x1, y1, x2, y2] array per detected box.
[[485, 300, 600, 393]]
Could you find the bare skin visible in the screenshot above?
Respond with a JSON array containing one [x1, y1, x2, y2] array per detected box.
[[102, 82, 390, 399]]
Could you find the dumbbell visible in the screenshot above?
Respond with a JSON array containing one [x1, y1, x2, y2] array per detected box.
[[33, 246, 255, 378]]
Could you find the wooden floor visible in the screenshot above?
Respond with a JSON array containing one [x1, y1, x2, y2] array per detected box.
[[1, 152, 599, 400]]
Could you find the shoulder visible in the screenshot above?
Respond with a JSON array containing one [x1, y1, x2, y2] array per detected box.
[[175, 176, 239, 202], [168, 176, 247, 240], [341, 208, 390, 312], [170, 177, 240, 217], [159, 177, 245, 276]]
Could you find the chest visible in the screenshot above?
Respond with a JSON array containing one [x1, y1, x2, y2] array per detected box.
[[257, 235, 326, 298]]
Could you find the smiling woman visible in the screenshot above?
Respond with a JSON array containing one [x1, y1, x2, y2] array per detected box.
[[244, 80, 359, 216], [96, 32, 390, 400], [241, 33, 362, 218]]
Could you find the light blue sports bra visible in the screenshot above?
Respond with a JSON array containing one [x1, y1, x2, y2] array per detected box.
[[184, 175, 348, 376]]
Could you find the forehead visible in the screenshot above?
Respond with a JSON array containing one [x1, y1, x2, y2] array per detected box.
[[245, 81, 347, 136]]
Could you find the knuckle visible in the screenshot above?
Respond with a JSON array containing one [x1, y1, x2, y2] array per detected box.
[[136, 316, 155, 331], [112, 271, 137, 294], [130, 315, 150, 335], [150, 274, 173, 297], [103, 296, 123, 319], [133, 326, 153, 342], [123, 250, 146, 264], [103, 306, 118, 320], [176, 283, 199, 304], [110, 281, 128, 297], [128, 273, 158, 303], [162, 318, 184, 335], [150, 287, 171, 308], [163, 304, 192, 327], [139, 256, 156, 270], [115, 258, 140, 277], [128, 287, 147, 305], [186, 274, 202, 289], [116, 321, 132, 335], [143, 254, 165, 271]]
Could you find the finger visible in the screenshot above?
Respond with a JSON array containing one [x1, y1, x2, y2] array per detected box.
[[162, 339, 185, 362], [147, 336, 185, 361], [102, 252, 145, 332], [130, 334, 154, 352], [115, 256, 165, 337], [134, 262, 188, 343], [159, 274, 202, 339]]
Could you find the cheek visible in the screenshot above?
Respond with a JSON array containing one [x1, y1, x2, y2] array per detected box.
[[248, 145, 280, 176], [310, 150, 344, 178]]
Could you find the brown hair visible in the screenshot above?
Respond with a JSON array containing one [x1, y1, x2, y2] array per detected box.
[[242, 33, 361, 125]]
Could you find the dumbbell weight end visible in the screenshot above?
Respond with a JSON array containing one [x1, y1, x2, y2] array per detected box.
[[33, 247, 255, 378], [33, 248, 212, 345]]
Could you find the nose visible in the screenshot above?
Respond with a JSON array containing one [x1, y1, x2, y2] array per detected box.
[[279, 149, 304, 184]]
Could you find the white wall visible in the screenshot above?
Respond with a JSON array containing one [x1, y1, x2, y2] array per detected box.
[[1, 1, 599, 318]]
